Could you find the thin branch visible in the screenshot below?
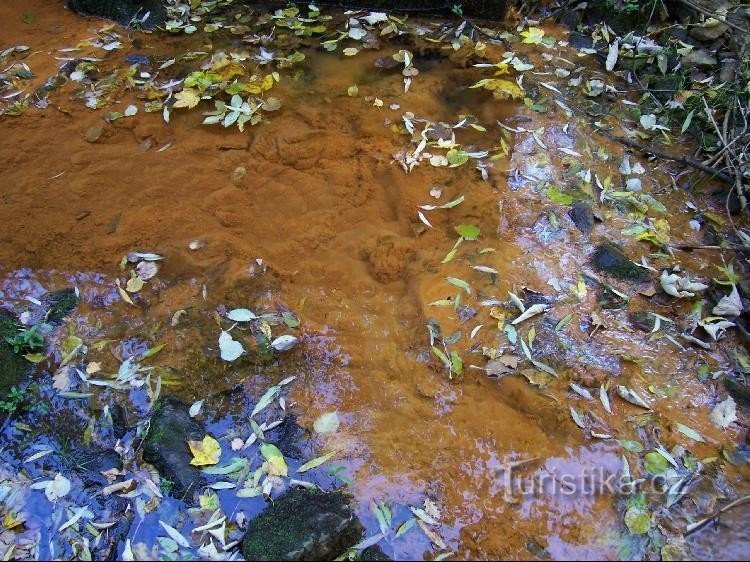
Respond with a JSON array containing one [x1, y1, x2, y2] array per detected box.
[[594, 127, 735, 184], [685, 494, 750, 535]]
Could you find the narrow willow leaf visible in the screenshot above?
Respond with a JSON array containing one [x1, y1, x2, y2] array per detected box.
[[555, 314, 573, 331], [600, 385, 612, 414], [297, 451, 336, 473], [446, 276, 471, 294], [570, 407, 586, 429], [675, 423, 705, 442], [570, 383, 593, 400], [250, 385, 280, 417]]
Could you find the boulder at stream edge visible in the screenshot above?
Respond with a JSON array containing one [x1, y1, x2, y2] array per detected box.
[[142, 396, 204, 499], [242, 488, 364, 561]]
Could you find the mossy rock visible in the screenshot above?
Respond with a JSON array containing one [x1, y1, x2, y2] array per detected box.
[[241, 488, 364, 561], [67, 0, 167, 28], [0, 309, 31, 399], [41, 288, 79, 326], [142, 396, 204, 499], [591, 243, 651, 283]]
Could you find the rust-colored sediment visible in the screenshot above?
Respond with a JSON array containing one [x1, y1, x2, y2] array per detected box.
[[1, 1, 747, 559]]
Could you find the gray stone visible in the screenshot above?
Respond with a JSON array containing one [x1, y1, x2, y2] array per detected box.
[[242, 488, 363, 561], [689, 22, 729, 42], [681, 49, 718, 69], [591, 242, 651, 283], [569, 202, 595, 235], [142, 397, 204, 499]]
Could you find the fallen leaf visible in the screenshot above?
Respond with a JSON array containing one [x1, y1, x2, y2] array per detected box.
[[188, 435, 222, 466]]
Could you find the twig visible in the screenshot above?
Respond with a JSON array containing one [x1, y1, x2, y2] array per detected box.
[[685, 494, 750, 535], [676, 0, 749, 35], [594, 127, 734, 184], [671, 244, 750, 252]]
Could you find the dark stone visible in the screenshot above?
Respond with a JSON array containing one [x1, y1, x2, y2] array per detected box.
[[67, 0, 167, 28], [723, 377, 750, 405], [241, 488, 364, 561], [712, 187, 742, 214], [71, 448, 123, 487], [681, 48, 718, 69], [142, 396, 204, 499], [361, 545, 392, 560], [629, 311, 674, 333], [568, 31, 593, 49], [270, 415, 306, 460], [591, 242, 651, 282], [0, 309, 31, 399], [557, 9, 582, 30], [689, 22, 729, 41], [569, 202, 595, 235], [40, 288, 78, 325]]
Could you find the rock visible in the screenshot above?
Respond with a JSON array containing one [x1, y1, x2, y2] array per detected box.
[[591, 243, 650, 282], [270, 415, 306, 460], [720, 58, 738, 82], [681, 49, 718, 69], [40, 288, 78, 325], [142, 396, 204, 499], [361, 545, 392, 560], [568, 202, 595, 235], [67, 0, 167, 28], [85, 124, 103, 143], [568, 31, 593, 49], [629, 311, 674, 333], [241, 488, 364, 561], [0, 309, 32, 399], [723, 377, 750, 405], [71, 447, 123, 488], [689, 23, 729, 42]]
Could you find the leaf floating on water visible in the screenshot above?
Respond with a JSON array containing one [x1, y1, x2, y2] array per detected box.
[[260, 442, 288, 477], [410, 506, 439, 526], [313, 411, 340, 434], [395, 518, 416, 538], [675, 423, 704, 442], [251, 385, 280, 417], [446, 277, 471, 295], [189, 400, 203, 418], [116, 280, 135, 306], [712, 285, 742, 317], [417, 210, 432, 228], [600, 385, 612, 414], [297, 450, 336, 473], [44, 473, 71, 502], [624, 507, 651, 535], [511, 303, 548, 325], [126, 275, 145, 293], [616, 385, 650, 409], [188, 435, 222, 466], [710, 396, 736, 429], [159, 521, 191, 549], [227, 308, 256, 321], [570, 407, 586, 429], [218, 331, 244, 361], [570, 383, 593, 400], [455, 224, 480, 240], [271, 334, 299, 351]]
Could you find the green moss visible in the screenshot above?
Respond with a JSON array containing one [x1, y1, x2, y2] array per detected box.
[[242, 488, 363, 561], [0, 309, 31, 399]]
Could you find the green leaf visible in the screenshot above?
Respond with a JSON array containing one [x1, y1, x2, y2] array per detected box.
[[504, 324, 517, 344], [680, 109, 694, 134], [644, 451, 669, 475], [618, 439, 644, 453], [446, 276, 471, 294], [624, 507, 651, 535], [282, 311, 300, 328], [455, 224, 480, 240], [431, 346, 450, 369], [441, 238, 462, 263], [446, 149, 469, 166], [555, 314, 573, 331], [544, 186, 573, 205], [675, 423, 705, 442], [450, 350, 463, 376], [260, 442, 288, 477], [297, 450, 336, 473]]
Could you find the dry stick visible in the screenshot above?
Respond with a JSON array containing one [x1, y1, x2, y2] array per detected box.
[[685, 494, 750, 535], [594, 127, 735, 184], [676, 0, 749, 34]]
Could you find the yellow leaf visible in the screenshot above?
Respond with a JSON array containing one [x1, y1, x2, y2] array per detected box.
[[260, 74, 274, 91], [188, 435, 222, 466], [173, 88, 200, 109], [471, 78, 524, 100], [520, 27, 545, 44], [260, 442, 288, 477], [3, 511, 25, 530]]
